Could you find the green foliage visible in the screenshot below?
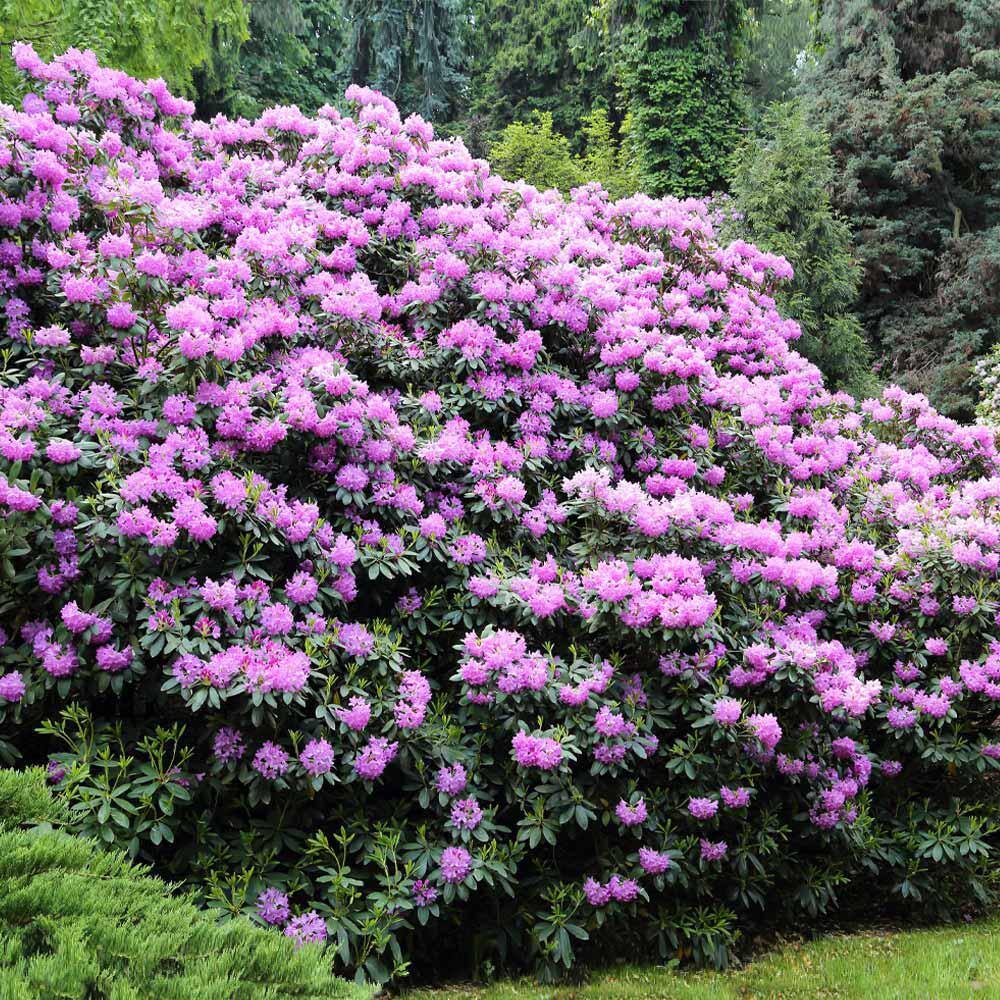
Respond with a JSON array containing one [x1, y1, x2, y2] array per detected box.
[[341, 0, 470, 120], [727, 102, 876, 397], [743, 0, 813, 109], [489, 113, 584, 192], [616, 0, 750, 197], [0, 767, 368, 1000], [469, 0, 616, 143], [488, 109, 640, 197], [224, 0, 348, 118], [0, 767, 61, 827], [579, 108, 642, 200], [800, 0, 1000, 419], [490, 111, 584, 194], [0, 0, 248, 104]]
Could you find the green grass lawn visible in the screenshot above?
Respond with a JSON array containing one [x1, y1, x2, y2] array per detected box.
[[398, 921, 1000, 1000]]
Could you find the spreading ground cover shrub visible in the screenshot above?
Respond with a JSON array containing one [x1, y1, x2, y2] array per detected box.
[[1, 44, 1000, 985], [0, 768, 367, 999]]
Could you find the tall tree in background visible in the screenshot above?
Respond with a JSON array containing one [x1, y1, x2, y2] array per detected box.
[[0, 0, 247, 104], [613, 0, 750, 197], [800, 0, 1000, 418], [743, 0, 812, 109], [728, 102, 875, 396], [341, 0, 470, 120], [469, 0, 616, 143], [227, 0, 347, 117]]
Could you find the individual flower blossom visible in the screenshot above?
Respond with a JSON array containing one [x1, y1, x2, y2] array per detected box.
[[608, 875, 640, 902], [924, 637, 948, 656], [713, 697, 742, 725], [591, 390, 619, 418], [720, 786, 751, 809], [450, 797, 484, 830], [96, 645, 133, 672], [337, 623, 374, 658], [919, 596, 941, 616], [335, 696, 372, 732], [440, 845, 472, 883], [412, 879, 438, 907], [511, 731, 563, 770], [869, 621, 896, 642], [638, 848, 672, 875], [396, 588, 422, 613], [688, 796, 719, 820], [256, 888, 291, 925], [46, 440, 81, 464], [583, 878, 611, 906], [284, 911, 327, 947], [700, 839, 728, 862], [60, 601, 95, 634], [450, 534, 487, 565], [261, 602, 294, 635], [952, 596, 977, 616], [395, 669, 432, 728], [747, 712, 782, 749], [0, 672, 25, 703], [354, 737, 398, 780], [213, 727, 245, 763], [300, 738, 335, 777], [436, 763, 468, 796], [615, 798, 648, 827], [913, 690, 950, 719], [107, 302, 138, 328], [286, 570, 319, 604], [253, 741, 289, 779]]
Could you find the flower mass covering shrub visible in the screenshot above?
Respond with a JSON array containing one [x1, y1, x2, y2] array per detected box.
[[1, 44, 1000, 984]]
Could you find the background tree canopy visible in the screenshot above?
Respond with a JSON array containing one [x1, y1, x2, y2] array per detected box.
[[1, 0, 999, 410], [0, 0, 247, 103]]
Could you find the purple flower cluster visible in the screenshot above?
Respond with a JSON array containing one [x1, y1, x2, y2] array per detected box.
[[583, 875, 641, 906], [511, 731, 563, 770], [256, 888, 291, 926], [440, 846, 472, 883]]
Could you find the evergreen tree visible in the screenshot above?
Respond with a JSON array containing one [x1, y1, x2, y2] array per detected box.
[[469, 0, 616, 143], [728, 102, 876, 396], [743, 0, 812, 109], [488, 107, 640, 195], [0, 768, 365, 1000], [801, 0, 1000, 418], [0, 0, 247, 105], [341, 0, 470, 121], [613, 0, 751, 197], [227, 0, 347, 118], [489, 112, 586, 192]]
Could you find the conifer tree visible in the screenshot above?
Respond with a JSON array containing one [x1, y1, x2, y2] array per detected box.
[[801, 0, 1000, 417]]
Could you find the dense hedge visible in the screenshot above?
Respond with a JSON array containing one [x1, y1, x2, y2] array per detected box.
[[1, 45, 999, 986], [0, 768, 367, 999]]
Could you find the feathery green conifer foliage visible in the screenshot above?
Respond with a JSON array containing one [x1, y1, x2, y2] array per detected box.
[[728, 102, 876, 397], [616, 0, 750, 197], [0, 768, 368, 1000], [488, 109, 640, 197], [0, 0, 248, 105], [800, 0, 1000, 419], [469, 0, 616, 143]]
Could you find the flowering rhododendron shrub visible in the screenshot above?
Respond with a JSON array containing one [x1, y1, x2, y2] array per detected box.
[[2, 45, 1000, 984]]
